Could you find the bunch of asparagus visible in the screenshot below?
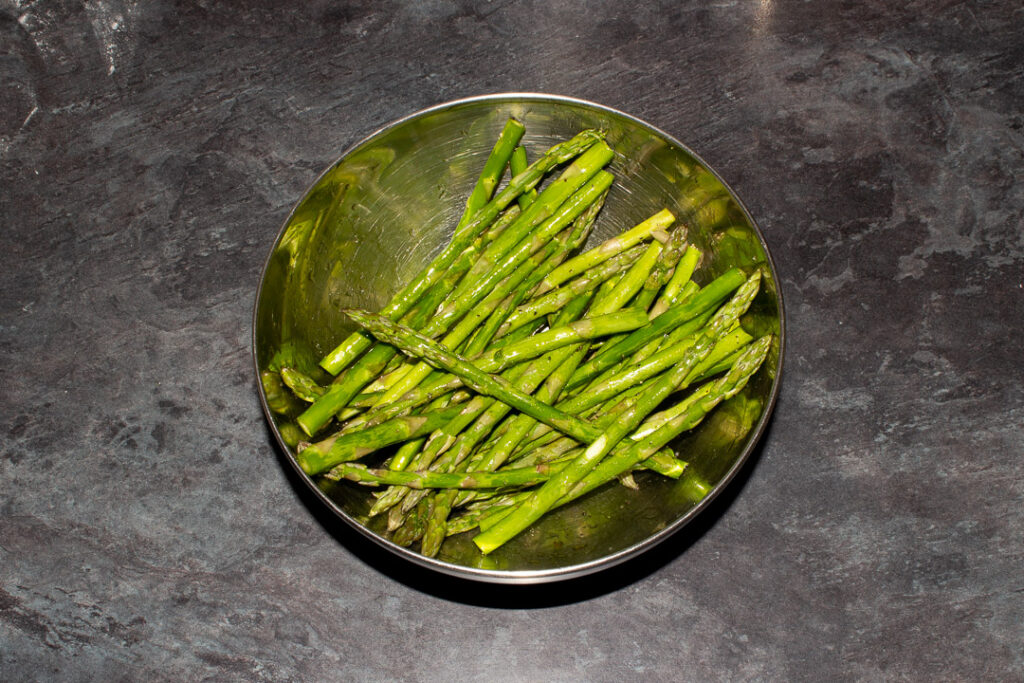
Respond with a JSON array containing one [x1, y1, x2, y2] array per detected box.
[[265, 119, 772, 557]]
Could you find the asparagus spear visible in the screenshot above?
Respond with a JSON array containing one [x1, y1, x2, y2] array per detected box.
[[317, 121, 530, 374], [370, 171, 615, 408], [472, 270, 762, 553], [260, 371, 304, 416], [463, 443, 687, 536], [461, 235, 671, 483], [465, 190, 603, 355], [586, 239, 664, 314], [368, 200, 604, 485], [495, 244, 647, 336], [630, 227, 689, 315], [392, 496, 432, 547], [532, 208, 675, 296], [441, 141, 615, 315], [554, 326, 755, 417], [385, 363, 537, 520], [342, 310, 601, 444], [373, 291, 597, 521], [649, 244, 701, 318], [296, 197, 534, 436], [417, 360, 566, 553], [317, 127, 600, 378], [356, 202, 527, 396], [558, 236, 690, 399], [458, 119, 528, 229], [567, 335, 773, 500], [521, 325, 752, 463], [471, 308, 647, 371], [279, 367, 325, 403], [445, 492, 533, 536], [352, 240, 581, 436], [564, 267, 747, 392], [510, 146, 538, 209], [341, 199, 647, 434], [342, 306, 642, 436], [324, 459, 571, 489], [296, 404, 465, 475], [425, 243, 683, 540]]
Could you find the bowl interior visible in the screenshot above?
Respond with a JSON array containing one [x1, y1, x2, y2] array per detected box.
[[254, 95, 783, 582]]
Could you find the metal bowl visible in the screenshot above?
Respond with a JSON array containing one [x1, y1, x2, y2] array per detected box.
[[253, 93, 784, 584]]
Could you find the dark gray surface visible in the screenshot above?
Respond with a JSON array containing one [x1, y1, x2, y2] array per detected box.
[[2, 1, 1021, 679]]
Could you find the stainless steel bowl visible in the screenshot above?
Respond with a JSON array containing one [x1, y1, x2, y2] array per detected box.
[[253, 93, 784, 584]]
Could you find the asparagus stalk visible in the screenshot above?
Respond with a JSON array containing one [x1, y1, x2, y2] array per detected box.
[[343, 306, 641, 436], [297, 203, 516, 436], [373, 291, 597, 521], [371, 171, 615, 408], [317, 127, 600, 377], [458, 119, 528, 230], [383, 363, 536, 520], [472, 270, 762, 553], [466, 444, 687, 536], [447, 243, 684, 519], [260, 371, 304, 416], [342, 310, 602, 444], [367, 201, 602, 481], [532, 209, 676, 296], [510, 146, 538, 209], [344, 309, 635, 442], [392, 496, 432, 547], [445, 492, 533, 536], [461, 235, 670, 482], [296, 404, 465, 475], [587, 239, 664, 314], [279, 367, 325, 403], [554, 326, 755, 417], [465, 190, 603, 354], [564, 267, 747, 392], [417, 349, 573, 552], [441, 141, 615, 314], [472, 309, 648, 371], [325, 459, 570, 489], [649, 244, 701, 318], [567, 335, 773, 499], [297, 195, 536, 436], [631, 228, 689, 315], [543, 231, 683, 400], [355, 203, 526, 397], [497, 244, 648, 335], [386, 436, 427, 473], [424, 164, 615, 342]]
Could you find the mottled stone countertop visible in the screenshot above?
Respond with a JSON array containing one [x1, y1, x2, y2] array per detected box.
[[2, 1, 1021, 680]]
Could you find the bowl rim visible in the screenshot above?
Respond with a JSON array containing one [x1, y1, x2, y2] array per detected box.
[[252, 92, 786, 584]]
